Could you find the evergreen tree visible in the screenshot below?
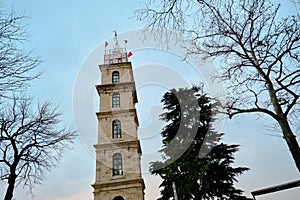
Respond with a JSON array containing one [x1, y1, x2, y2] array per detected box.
[[150, 87, 250, 200]]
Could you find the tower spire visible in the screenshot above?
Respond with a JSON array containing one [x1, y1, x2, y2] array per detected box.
[[114, 30, 120, 49], [103, 31, 128, 64]]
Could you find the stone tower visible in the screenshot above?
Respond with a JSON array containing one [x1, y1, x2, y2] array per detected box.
[[92, 33, 145, 200]]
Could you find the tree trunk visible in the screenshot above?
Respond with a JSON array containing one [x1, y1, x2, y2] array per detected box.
[[4, 170, 17, 200], [267, 82, 300, 173], [278, 118, 300, 173]]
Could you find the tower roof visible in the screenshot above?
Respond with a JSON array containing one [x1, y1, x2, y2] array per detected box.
[[104, 31, 127, 55]]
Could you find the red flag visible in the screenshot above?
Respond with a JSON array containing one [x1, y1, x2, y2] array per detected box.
[[127, 51, 133, 57]]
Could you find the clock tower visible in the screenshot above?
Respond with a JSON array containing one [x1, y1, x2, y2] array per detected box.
[[92, 33, 145, 200]]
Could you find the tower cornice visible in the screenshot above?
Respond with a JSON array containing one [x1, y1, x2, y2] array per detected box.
[[94, 140, 142, 154], [96, 82, 138, 104], [92, 178, 145, 192], [96, 108, 139, 126], [99, 61, 132, 68], [96, 82, 136, 93]]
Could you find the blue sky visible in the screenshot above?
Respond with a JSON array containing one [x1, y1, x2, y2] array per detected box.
[[1, 0, 300, 200]]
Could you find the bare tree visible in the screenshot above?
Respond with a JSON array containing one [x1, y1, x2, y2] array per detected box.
[[137, 0, 300, 172], [0, 10, 41, 99], [0, 97, 76, 200]]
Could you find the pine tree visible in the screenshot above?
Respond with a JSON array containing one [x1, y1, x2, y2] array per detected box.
[[150, 87, 250, 200]]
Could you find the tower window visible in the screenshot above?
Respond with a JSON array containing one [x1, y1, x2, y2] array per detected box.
[[112, 92, 120, 108], [118, 58, 122, 63], [113, 153, 123, 176], [112, 120, 121, 138], [112, 71, 120, 83], [113, 196, 125, 200], [109, 59, 113, 64]]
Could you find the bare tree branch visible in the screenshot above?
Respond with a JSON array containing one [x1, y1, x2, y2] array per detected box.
[[0, 97, 76, 200], [137, 0, 300, 172], [0, 10, 41, 99]]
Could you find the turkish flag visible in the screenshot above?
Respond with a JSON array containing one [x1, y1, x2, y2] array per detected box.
[[127, 51, 133, 58]]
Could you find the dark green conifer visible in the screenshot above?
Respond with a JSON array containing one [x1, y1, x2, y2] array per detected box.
[[150, 87, 250, 200]]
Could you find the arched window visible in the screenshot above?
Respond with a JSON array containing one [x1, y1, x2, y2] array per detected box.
[[112, 120, 121, 138], [112, 92, 120, 108], [113, 153, 123, 176], [112, 71, 119, 83], [113, 196, 124, 200]]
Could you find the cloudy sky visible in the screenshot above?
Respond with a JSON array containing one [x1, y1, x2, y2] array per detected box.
[[1, 0, 300, 200]]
